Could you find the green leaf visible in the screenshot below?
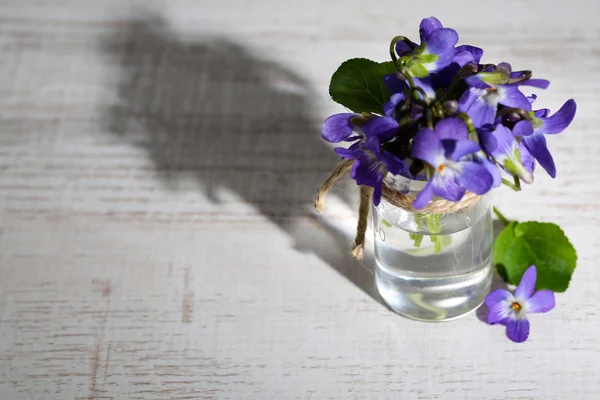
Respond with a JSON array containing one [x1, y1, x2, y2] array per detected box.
[[494, 221, 577, 292], [328, 58, 396, 114]]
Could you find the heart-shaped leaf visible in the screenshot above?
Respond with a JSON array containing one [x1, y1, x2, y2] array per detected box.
[[494, 221, 577, 292], [329, 58, 396, 114]]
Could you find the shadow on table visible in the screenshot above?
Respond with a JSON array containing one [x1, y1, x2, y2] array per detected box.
[[102, 16, 385, 308]]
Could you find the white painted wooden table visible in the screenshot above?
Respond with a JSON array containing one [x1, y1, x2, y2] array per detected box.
[[1, 1, 599, 398]]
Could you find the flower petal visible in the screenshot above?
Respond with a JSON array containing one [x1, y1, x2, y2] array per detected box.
[[515, 265, 537, 300], [528, 94, 537, 105], [478, 124, 516, 161], [512, 120, 534, 137], [452, 50, 474, 68], [464, 75, 493, 89], [520, 79, 550, 89], [351, 153, 386, 206], [383, 73, 406, 95], [459, 89, 497, 128], [519, 142, 535, 175], [424, 28, 459, 71], [453, 45, 483, 66], [383, 93, 405, 117], [487, 302, 513, 325], [454, 161, 494, 195], [506, 319, 530, 343], [480, 125, 533, 183], [412, 128, 445, 167], [435, 118, 469, 140], [334, 146, 361, 159], [419, 16, 443, 40], [485, 288, 514, 307], [431, 173, 465, 202], [537, 99, 577, 135], [372, 175, 384, 206], [449, 139, 480, 161], [534, 109, 550, 118], [458, 87, 479, 110], [413, 77, 437, 99], [469, 98, 498, 128], [362, 116, 400, 143], [498, 85, 531, 110], [322, 113, 356, 143], [395, 40, 417, 57], [525, 290, 555, 314], [521, 133, 556, 178], [475, 154, 502, 188], [380, 150, 406, 176], [351, 154, 384, 206], [413, 180, 434, 209], [432, 64, 459, 88]]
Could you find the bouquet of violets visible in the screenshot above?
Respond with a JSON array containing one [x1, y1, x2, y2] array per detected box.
[[315, 17, 578, 341]]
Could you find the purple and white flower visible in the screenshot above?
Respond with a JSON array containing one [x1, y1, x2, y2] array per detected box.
[[411, 118, 496, 208], [486, 265, 555, 343], [478, 124, 533, 183], [321, 113, 359, 143], [335, 140, 407, 206], [459, 65, 550, 128], [322, 113, 401, 148], [512, 99, 577, 178], [401, 17, 459, 78]]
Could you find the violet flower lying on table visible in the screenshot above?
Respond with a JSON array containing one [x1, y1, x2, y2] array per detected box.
[[315, 16, 577, 341], [486, 266, 555, 343]]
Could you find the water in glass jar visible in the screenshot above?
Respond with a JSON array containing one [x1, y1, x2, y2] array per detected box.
[[373, 198, 493, 321]]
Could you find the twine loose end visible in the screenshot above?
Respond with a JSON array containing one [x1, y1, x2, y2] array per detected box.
[[313, 159, 354, 214], [351, 244, 364, 260]]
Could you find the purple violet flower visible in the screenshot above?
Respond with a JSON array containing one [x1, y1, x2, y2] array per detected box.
[[382, 92, 405, 118], [478, 124, 533, 183], [400, 17, 459, 78], [322, 113, 401, 148], [411, 118, 495, 208], [384, 73, 437, 102], [512, 99, 577, 178], [335, 140, 406, 206], [486, 265, 555, 343], [458, 65, 550, 128], [321, 113, 358, 143], [453, 45, 483, 67], [387, 18, 481, 101]]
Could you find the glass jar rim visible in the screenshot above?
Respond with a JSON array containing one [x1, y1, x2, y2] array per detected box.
[[384, 172, 427, 196]]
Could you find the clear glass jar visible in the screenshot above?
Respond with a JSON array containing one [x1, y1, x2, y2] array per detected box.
[[372, 175, 493, 321]]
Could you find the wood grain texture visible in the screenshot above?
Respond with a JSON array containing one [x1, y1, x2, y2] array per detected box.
[[0, 1, 599, 399]]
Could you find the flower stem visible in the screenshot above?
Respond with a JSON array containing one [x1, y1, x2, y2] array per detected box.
[[425, 108, 434, 130], [501, 178, 521, 191], [425, 214, 446, 253], [454, 112, 478, 141], [493, 207, 511, 227], [513, 174, 521, 190], [410, 232, 424, 247]]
